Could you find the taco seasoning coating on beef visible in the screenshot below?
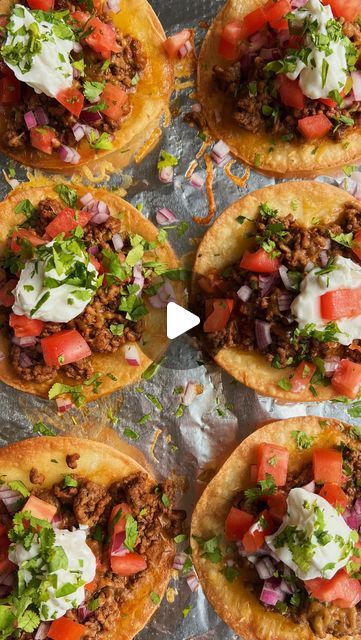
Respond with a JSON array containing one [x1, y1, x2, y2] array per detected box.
[[197, 196, 361, 399], [0, 462, 183, 640], [0, 0, 146, 164], [213, 0, 361, 143]]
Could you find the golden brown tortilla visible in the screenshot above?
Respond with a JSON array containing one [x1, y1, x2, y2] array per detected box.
[[0, 184, 182, 401], [198, 0, 361, 177], [191, 416, 357, 640], [193, 181, 359, 402], [0, 435, 175, 640], [0, 0, 172, 172]]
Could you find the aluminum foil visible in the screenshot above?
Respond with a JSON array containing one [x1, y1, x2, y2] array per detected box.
[[1, 0, 361, 638]]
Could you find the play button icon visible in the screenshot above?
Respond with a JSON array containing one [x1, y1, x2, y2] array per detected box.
[[166, 302, 200, 340]]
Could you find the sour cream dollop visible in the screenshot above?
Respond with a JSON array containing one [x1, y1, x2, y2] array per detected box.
[[266, 487, 356, 581], [286, 0, 348, 100], [291, 255, 361, 346], [9, 528, 96, 621], [12, 239, 99, 323], [3, 4, 74, 98]]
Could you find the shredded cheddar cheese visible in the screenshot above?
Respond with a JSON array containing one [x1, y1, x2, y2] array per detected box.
[[185, 159, 198, 179], [149, 428, 162, 463], [193, 154, 216, 225], [224, 160, 250, 188], [135, 127, 162, 164]]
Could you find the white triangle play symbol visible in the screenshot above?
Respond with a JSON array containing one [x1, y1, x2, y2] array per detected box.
[[166, 302, 200, 340]]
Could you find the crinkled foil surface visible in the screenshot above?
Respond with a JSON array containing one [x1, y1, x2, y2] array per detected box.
[[0, 0, 359, 638]]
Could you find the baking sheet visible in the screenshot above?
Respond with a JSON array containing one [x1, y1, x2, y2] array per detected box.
[[0, 0, 360, 638]]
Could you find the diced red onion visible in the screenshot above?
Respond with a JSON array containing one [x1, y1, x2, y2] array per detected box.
[[255, 557, 276, 580], [237, 285, 252, 302], [278, 29, 291, 47], [34, 622, 50, 640], [73, 66, 80, 79], [56, 397, 75, 413], [324, 357, 341, 378], [159, 166, 174, 184], [112, 233, 124, 251], [178, 40, 192, 58], [80, 109, 103, 124], [259, 47, 281, 61], [72, 123, 86, 142], [124, 344, 141, 367], [80, 192, 94, 206], [72, 41, 83, 53], [111, 531, 128, 556], [51, 512, 62, 528], [249, 30, 268, 52], [12, 335, 37, 348], [133, 262, 144, 296], [302, 480, 315, 493], [19, 352, 33, 368], [59, 144, 80, 165], [190, 172, 204, 189], [319, 250, 328, 267], [260, 579, 285, 607], [352, 71, 361, 101], [77, 605, 91, 623], [290, 0, 308, 7], [84, 126, 99, 142], [191, 103, 202, 112], [173, 552, 187, 571], [91, 212, 109, 225], [255, 319, 272, 351], [342, 91, 355, 109], [156, 207, 178, 225], [278, 265, 293, 290], [149, 280, 176, 308], [186, 572, 199, 592], [278, 292, 292, 312], [343, 507, 359, 530], [182, 381, 198, 407], [280, 579, 296, 594], [0, 485, 22, 514], [259, 273, 279, 297], [211, 140, 230, 163], [305, 261, 314, 272], [34, 107, 48, 126], [1, 572, 14, 587], [24, 110, 37, 129], [88, 245, 99, 256], [105, 0, 121, 12]]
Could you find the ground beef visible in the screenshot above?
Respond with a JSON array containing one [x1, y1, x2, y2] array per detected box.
[[62, 356, 94, 381], [66, 453, 80, 469], [82, 217, 122, 249], [212, 19, 361, 140], [10, 344, 57, 383], [301, 600, 361, 637], [32, 198, 62, 235], [73, 480, 112, 526], [199, 201, 361, 371], [29, 468, 45, 485]]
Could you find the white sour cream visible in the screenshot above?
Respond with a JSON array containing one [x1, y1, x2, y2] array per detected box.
[[291, 255, 361, 346], [9, 528, 96, 621], [3, 5, 74, 98], [266, 487, 355, 581], [12, 241, 98, 323], [286, 0, 348, 100]]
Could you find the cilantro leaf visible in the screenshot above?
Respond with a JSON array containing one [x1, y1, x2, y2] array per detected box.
[[124, 514, 138, 551], [83, 80, 105, 102], [157, 150, 178, 170], [291, 430, 315, 450], [54, 184, 78, 208]]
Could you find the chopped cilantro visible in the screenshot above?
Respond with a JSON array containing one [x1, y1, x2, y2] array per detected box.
[[123, 427, 140, 441], [149, 592, 161, 604], [32, 421, 55, 436], [157, 150, 178, 170], [54, 184, 78, 207], [291, 430, 315, 450]]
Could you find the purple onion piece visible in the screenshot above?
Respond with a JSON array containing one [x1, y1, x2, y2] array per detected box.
[[259, 272, 279, 297], [237, 284, 252, 302], [255, 319, 272, 351]]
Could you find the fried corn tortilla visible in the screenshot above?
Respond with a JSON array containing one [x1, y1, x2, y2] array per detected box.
[[0, 0, 172, 172], [198, 0, 361, 177], [0, 435, 175, 640], [191, 416, 356, 640], [193, 181, 358, 402], [0, 184, 181, 401]]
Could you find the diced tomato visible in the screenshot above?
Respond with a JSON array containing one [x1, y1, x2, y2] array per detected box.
[[320, 288, 361, 321], [22, 495, 57, 522], [297, 114, 333, 139], [57, 87, 84, 118], [203, 298, 234, 333], [243, 7, 267, 36], [85, 578, 97, 593], [225, 507, 254, 541], [30, 126, 57, 155], [82, 15, 121, 58], [0, 73, 20, 105], [263, 0, 291, 22], [9, 314, 44, 338], [269, 17, 289, 29], [291, 360, 316, 393], [219, 20, 249, 58], [240, 248, 280, 273], [313, 448, 343, 485], [319, 483, 348, 513], [11, 228, 45, 254], [305, 569, 361, 608], [331, 359, 361, 399], [319, 87, 345, 108], [267, 492, 287, 522], [101, 83, 128, 121], [256, 443, 289, 486], [0, 279, 17, 307], [48, 617, 86, 640], [323, 0, 361, 22], [89, 255, 101, 271], [41, 329, 91, 367], [250, 464, 258, 482], [242, 510, 275, 552], [27, 0, 54, 9], [352, 229, 361, 261], [287, 34, 302, 49], [108, 503, 131, 536], [278, 75, 305, 110], [218, 36, 238, 60], [0, 17, 8, 29], [198, 272, 225, 295], [110, 552, 147, 576], [45, 208, 91, 239], [163, 29, 191, 58]]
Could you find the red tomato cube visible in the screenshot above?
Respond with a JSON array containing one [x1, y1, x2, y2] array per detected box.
[[313, 448, 343, 485], [225, 507, 254, 541], [41, 329, 91, 367], [257, 442, 289, 486]]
